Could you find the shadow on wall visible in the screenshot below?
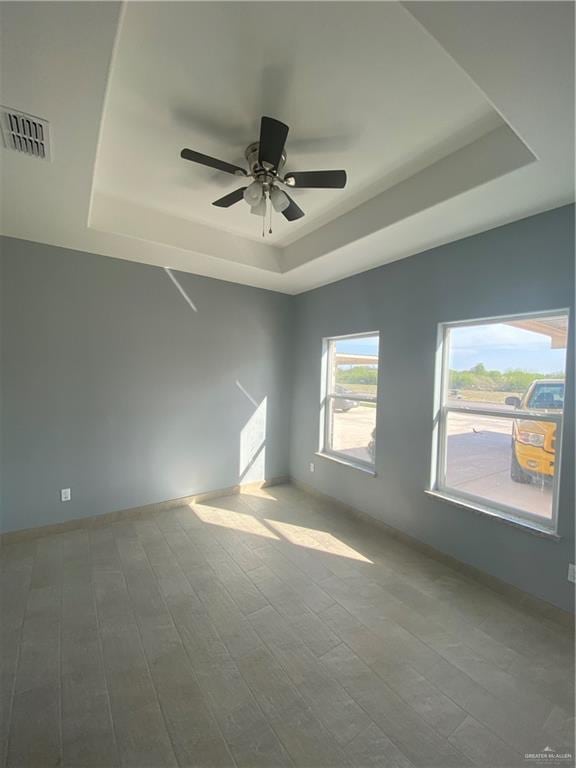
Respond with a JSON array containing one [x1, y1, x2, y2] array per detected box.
[[164, 267, 270, 488]]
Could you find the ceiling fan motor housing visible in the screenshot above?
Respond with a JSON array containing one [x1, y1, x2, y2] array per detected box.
[[245, 141, 286, 178]]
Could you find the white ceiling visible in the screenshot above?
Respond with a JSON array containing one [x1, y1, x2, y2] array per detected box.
[[1, 1, 574, 294], [94, 2, 498, 246]]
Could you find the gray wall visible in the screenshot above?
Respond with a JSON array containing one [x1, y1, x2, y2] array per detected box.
[[290, 205, 575, 611], [1, 237, 294, 533], [1, 206, 574, 610]]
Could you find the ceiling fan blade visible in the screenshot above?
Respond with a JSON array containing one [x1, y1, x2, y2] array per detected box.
[[181, 148, 247, 176], [282, 194, 305, 221], [284, 170, 347, 189], [258, 116, 289, 170], [212, 187, 247, 207]]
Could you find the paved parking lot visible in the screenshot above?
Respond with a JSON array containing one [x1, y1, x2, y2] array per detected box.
[[332, 406, 552, 519], [331, 406, 375, 464]]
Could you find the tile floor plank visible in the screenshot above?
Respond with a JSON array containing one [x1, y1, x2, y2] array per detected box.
[[448, 715, 525, 767], [6, 684, 61, 768]]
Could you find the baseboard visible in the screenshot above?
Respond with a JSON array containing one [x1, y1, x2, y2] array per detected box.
[[0, 476, 289, 545], [291, 478, 574, 630]]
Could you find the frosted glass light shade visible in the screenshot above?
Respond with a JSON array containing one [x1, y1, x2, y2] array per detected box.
[[243, 181, 263, 207], [250, 198, 266, 217], [270, 187, 290, 213]]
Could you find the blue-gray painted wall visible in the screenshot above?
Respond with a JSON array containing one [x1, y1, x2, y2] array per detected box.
[[1, 206, 574, 609], [290, 205, 574, 610], [0, 238, 294, 532]]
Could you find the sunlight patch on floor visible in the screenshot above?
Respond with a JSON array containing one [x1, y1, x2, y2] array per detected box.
[[265, 518, 373, 563], [190, 503, 279, 539], [190, 496, 372, 563], [240, 487, 278, 501]]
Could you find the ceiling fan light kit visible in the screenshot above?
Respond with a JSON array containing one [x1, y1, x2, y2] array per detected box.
[[250, 198, 267, 217], [180, 116, 348, 235], [243, 181, 264, 207], [270, 187, 290, 213]]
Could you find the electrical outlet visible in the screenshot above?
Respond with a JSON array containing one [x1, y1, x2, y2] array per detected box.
[[568, 564, 576, 584], [60, 488, 71, 502], [309, 462, 315, 473]]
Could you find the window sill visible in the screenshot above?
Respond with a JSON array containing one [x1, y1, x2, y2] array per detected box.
[[315, 452, 377, 477], [425, 489, 560, 540]]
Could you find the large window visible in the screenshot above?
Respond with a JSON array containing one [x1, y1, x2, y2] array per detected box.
[[322, 332, 379, 469], [431, 310, 569, 533]]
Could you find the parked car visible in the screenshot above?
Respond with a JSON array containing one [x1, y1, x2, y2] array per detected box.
[[505, 379, 564, 483], [333, 385, 358, 412]]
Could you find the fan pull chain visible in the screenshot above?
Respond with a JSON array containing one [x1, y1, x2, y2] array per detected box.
[[262, 200, 265, 238], [268, 199, 273, 235]]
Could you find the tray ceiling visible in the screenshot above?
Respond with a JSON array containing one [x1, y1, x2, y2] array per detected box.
[[1, 2, 573, 293]]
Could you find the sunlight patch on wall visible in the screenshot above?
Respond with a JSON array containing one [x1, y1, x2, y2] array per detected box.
[[164, 267, 198, 312], [239, 395, 267, 484]]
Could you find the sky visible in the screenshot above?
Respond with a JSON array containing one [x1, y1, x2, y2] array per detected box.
[[336, 336, 379, 356], [448, 323, 567, 373], [335, 322, 568, 373]]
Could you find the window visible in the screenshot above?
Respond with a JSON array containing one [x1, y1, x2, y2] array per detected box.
[[432, 310, 569, 533], [322, 332, 379, 469]]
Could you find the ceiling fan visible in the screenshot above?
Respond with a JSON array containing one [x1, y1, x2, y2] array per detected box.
[[180, 116, 347, 230]]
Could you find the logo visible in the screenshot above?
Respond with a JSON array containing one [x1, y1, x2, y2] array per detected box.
[[525, 746, 574, 762]]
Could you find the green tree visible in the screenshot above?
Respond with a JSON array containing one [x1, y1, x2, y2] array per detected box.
[[450, 363, 564, 394]]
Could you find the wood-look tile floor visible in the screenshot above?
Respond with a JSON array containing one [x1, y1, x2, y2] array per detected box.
[[1, 484, 574, 768]]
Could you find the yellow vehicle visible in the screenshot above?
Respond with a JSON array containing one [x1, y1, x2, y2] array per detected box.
[[506, 380, 564, 483]]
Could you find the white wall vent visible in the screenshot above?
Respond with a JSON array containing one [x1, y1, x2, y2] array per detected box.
[[0, 107, 51, 160]]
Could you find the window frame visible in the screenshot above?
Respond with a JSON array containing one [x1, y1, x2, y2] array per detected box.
[[321, 331, 380, 471], [430, 309, 569, 535]]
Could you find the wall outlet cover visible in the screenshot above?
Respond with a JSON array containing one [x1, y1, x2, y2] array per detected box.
[[309, 462, 315, 473], [61, 488, 71, 502], [568, 564, 576, 584]]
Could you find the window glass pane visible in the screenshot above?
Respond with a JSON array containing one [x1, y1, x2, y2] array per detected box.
[[446, 314, 568, 410], [444, 412, 556, 522], [526, 382, 564, 410], [329, 399, 376, 465], [331, 335, 379, 400]]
